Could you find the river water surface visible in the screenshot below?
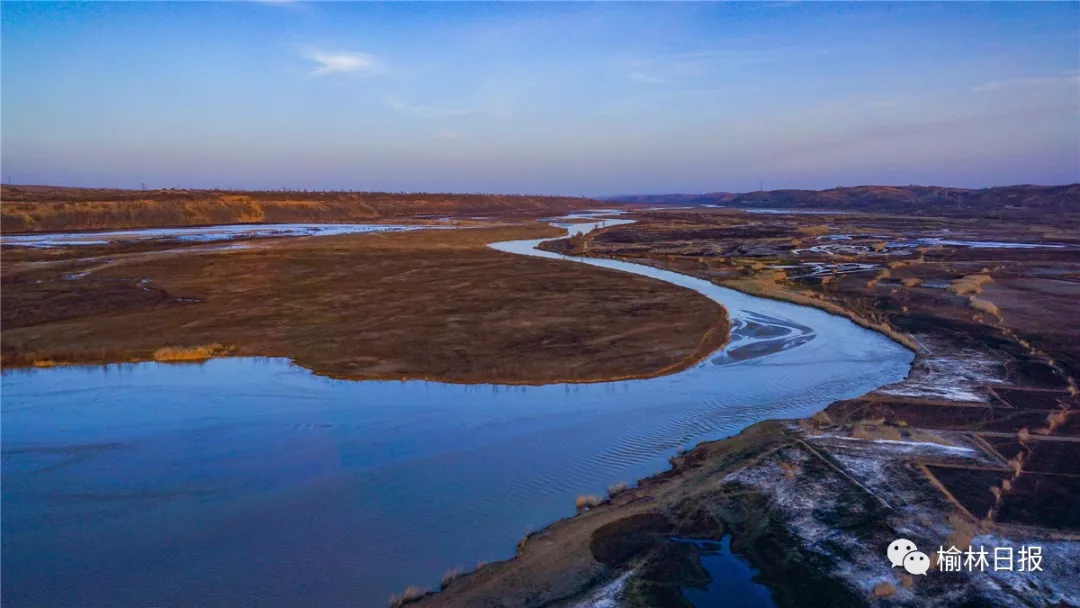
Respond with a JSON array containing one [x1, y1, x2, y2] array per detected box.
[[1, 216, 913, 607]]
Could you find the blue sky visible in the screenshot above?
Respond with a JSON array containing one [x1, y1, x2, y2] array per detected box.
[[2, 2, 1078, 195]]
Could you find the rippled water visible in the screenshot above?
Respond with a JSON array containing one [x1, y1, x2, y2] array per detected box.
[[1, 218, 913, 607]]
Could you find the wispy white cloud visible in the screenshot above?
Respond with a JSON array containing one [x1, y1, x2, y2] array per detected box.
[[384, 98, 490, 118], [305, 51, 382, 76], [621, 47, 822, 84], [973, 72, 1080, 92], [628, 72, 666, 84]]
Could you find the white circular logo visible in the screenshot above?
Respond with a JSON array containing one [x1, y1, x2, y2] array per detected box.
[[887, 538, 917, 568], [903, 550, 931, 576]]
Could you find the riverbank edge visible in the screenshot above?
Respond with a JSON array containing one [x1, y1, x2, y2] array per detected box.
[[409, 250, 926, 608], [4, 313, 728, 386]]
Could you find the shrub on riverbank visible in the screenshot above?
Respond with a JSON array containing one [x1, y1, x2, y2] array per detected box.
[[576, 494, 601, 510], [440, 568, 463, 589], [388, 586, 429, 608]]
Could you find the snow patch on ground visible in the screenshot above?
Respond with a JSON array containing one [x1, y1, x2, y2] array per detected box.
[[825, 436, 975, 454], [570, 569, 636, 608], [876, 338, 1005, 402], [967, 535, 1080, 607], [722, 448, 921, 601]]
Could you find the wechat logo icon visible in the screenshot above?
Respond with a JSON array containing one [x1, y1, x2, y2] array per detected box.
[[888, 538, 930, 575]]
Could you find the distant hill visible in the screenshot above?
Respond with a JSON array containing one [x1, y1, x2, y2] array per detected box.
[[605, 184, 1080, 218], [0, 186, 596, 233]]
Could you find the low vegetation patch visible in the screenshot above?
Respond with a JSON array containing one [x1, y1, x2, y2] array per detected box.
[[872, 582, 898, 598], [152, 343, 230, 362], [440, 568, 463, 590], [948, 273, 993, 296], [968, 296, 1000, 316], [797, 225, 831, 236]]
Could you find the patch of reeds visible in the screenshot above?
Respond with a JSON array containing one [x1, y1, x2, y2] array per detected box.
[[152, 343, 230, 362]]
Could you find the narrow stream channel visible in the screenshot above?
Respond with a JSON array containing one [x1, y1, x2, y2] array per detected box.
[[1, 215, 913, 607]]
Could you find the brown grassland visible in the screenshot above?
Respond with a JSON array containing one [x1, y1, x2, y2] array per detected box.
[[1, 223, 729, 384]]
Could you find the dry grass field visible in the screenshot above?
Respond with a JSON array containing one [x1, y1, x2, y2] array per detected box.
[[1, 223, 729, 384]]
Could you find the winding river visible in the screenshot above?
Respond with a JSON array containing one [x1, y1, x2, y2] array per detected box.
[[1, 215, 913, 607]]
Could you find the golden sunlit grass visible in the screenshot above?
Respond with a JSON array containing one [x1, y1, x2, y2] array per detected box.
[[902, 277, 922, 288], [152, 343, 230, 362], [866, 269, 891, 288], [1, 345, 139, 369], [797, 225, 831, 236], [607, 481, 629, 497], [872, 582, 898, 598], [948, 273, 993, 296], [851, 423, 902, 441]]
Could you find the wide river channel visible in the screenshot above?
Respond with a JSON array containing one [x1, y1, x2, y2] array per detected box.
[[2, 215, 914, 607]]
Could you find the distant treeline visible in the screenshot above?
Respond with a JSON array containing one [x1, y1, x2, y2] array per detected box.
[[0, 186, 596, 233], [608, 184, 1080, 219]]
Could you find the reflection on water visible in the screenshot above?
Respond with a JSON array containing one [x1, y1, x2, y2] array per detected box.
[[1, 217, 913, 607], [676, 537, 777, 608], [1, 223, 443, 247]]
